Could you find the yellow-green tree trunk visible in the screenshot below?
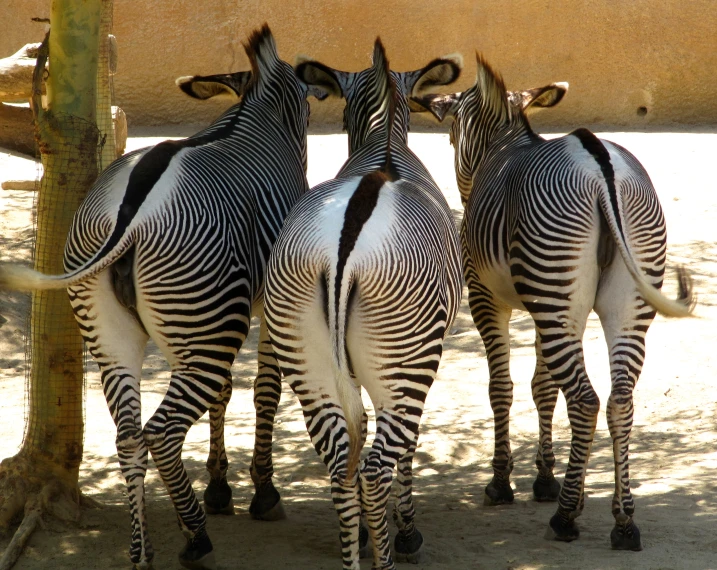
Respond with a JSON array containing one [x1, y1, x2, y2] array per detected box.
[[96, 0, 116, 170], [22, 0, 102, 490]]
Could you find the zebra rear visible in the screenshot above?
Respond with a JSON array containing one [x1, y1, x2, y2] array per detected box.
[[266, 40, 462, 570], [414, 53, 694, 552]]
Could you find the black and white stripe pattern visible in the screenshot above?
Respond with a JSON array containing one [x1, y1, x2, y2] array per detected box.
[[266, 41, 462, 570], [414, 54, 693, 550], [0, 25, 319, 569]]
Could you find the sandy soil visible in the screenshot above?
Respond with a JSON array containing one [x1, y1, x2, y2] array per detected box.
[[0, 128, 716, 570]]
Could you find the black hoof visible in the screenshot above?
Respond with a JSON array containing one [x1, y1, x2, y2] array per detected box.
[[484, 477, 514, 506], [250, 481, 286, 521], [359, 522, 370, 559], [533, 473, 561, 502], [394, 528, 423, 564], [179, 529, 216, 570], [203, 477, 234, 515], [611, 520, 642, 551], [545, 512, 580, 542]]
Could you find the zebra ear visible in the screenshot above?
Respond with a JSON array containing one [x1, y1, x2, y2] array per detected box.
[[294, 57, 346, 99], [402, 54, 463, 97], [510, 82, 569, 115], [176, 72, 252, 101], [409, 93, 460, 122]]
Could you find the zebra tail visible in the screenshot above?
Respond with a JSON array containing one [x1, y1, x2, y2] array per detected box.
[[329, 272, 364, 483], [0, 231, 134, 293], [588, 136, 695, 318]]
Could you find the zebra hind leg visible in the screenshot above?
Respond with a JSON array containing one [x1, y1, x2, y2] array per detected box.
[[69, 274, 155, 568], [595, 255, 655, 551], [361, 448, 397, 570], [298, 391, 363, 569], [145, 372, 226, 570], [150, 423, 217, 570], [542, 351, 599, 543], [249, 316, 286, 521], [392, 443, 423, 563], [466, 280, 514, 505], [203, 377, 234, 515], [604, 333, 647, 551], [531, 307, 598, 542], [531, 337, 561, 502]]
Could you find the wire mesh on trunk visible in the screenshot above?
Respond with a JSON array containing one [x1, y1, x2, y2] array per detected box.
[[22, 1, 116, 456], [22, 114, 101, 456]]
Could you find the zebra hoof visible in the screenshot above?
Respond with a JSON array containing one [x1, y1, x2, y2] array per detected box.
[[545, 512, 580, 542], [611, 520, 642, 551], [132, 562, 153, 570], [359, 522, 370, 558], [394, 528, 423, 564], [533, 473, 561, 502], [250, 481, 286, 521], [179, 529, 216, 570], [203, 478, 234, 515], [484, 477, 514, 506]]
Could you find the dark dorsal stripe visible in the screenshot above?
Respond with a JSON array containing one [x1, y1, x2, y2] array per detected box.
[[334, 171, 387, 328], [383, 152, 401, 182], [93, 111, 241, 264], [572, 127, 624, 239]]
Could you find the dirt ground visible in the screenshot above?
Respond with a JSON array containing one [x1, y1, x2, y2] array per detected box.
[[1, 127, 716, 570]]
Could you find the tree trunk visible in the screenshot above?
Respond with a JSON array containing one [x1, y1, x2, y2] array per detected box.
[[96, 2, 115, 170], [0, 2, 104, 568]]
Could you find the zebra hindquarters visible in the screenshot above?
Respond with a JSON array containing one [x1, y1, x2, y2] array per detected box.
[[592, 192, 664, 552], [265, 266, 365, 570], [510, 195, 604, 542], [67, 271, 154, 567], [345, 273, 449, 568], [131, 227, 252, 568]]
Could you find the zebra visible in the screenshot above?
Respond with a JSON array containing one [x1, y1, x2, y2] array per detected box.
[[265, 40, 462, 570], [411, 54, 694, 550], [0, 25, 327, 570]]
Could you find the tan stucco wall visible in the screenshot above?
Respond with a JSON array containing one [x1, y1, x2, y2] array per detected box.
[[2, 1, 716, 130]]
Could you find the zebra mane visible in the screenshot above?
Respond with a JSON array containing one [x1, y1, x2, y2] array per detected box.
[[475, 52, 512, 126], [371, 39, 400, 180], [243, 23, 280, 92]]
